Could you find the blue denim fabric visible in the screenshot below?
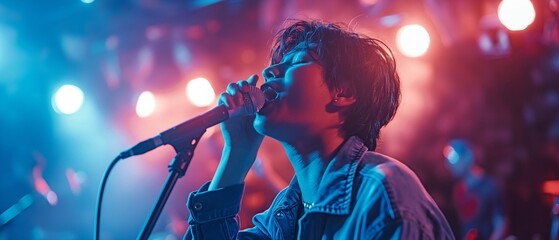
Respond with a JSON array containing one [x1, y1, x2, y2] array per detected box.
[[185, 136, 455, 239]]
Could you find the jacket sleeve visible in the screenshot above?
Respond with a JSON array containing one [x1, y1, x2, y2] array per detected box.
[[183, 182, 272, 240]]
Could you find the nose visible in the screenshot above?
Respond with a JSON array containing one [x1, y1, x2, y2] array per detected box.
[[262, 64, 281, 80]]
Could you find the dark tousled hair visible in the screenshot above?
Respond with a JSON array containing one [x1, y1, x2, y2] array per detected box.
[[270, 20, 401, 150]]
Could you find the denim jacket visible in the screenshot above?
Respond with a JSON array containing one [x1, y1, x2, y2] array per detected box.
[[184, 137, 455, 239]]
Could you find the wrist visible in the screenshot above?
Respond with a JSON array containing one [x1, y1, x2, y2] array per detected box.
[[208, 144, 261, 190]]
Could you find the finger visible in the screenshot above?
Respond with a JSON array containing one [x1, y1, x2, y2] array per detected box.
[[226, 82, 243, 106], [238, 80, 250, 93], [247, 74, 259, 86], [218, 92, 236, 109]]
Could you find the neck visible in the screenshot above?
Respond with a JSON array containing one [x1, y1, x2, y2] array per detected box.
[[281, 131, 346, 204]]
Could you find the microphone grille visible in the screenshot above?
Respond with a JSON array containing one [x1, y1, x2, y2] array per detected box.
[[244, 85, 266, 114]]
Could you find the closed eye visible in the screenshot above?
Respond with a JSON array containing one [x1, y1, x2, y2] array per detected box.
[[285, 61, 311, 70], [291, 61, 311, 65]]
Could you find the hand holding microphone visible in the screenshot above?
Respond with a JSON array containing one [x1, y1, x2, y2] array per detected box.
[[209, 74, 267, 190], [219, 74, 265, 148]]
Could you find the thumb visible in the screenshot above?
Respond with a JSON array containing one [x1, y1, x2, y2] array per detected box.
[[247, 74, 259, 86]]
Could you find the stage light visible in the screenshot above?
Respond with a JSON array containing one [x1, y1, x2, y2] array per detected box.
[[396, 24, 430, 58], [498, 0, 536, 31], [81, 0, 94, 3], [186, 77, 216, 107], [136, 91, 156, 118], [53, 84, 84, 115]]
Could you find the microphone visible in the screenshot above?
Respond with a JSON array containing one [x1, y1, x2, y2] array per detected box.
[[119, 85, 265, 159]]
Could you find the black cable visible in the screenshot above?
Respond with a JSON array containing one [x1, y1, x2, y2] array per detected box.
[[94, 155, 122, 240]]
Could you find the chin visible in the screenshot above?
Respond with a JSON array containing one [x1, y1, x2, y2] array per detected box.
[[253, 115, 284, 140], [253, 115, 269, 136]]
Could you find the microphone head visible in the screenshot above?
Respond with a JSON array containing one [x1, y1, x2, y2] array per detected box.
[[244, 85, 265, 115]]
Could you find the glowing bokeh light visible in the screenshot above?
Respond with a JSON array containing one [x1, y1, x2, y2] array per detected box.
[[186, 77, 216, 107], [81, 0, 94, 3], [443, 146, 460, 165], [379, 14, 402, 28], [174, 42, 191, 67], [542, 180, 559, 195], [0, 24, 16, 69], [53, 84, 84, 115], [498, 0, 536, 31], [396, 24, 430, 58], [359, 0, 379, 7], [66, 168, 86, 195], [46, 191, 58, 206], [136, 91, 156, 118]]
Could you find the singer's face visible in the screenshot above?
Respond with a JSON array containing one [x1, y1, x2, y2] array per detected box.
[[254, 43, 338, 141]]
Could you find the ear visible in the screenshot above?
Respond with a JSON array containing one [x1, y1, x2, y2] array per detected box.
[[331, 86, 356, 107]]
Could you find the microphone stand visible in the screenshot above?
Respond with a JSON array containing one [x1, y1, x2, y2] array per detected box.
[[138, 130, 205, 240]]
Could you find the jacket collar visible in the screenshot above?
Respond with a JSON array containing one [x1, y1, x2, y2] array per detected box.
[[278, 136, 367, 215]]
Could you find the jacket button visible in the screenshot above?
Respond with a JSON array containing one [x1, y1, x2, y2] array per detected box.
[[275, 212, 283, 217], [193, 202, 203, 211]]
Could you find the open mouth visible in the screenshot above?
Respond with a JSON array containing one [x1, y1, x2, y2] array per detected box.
[[259, 85, 279, 113], [262, 85, 279, 102]]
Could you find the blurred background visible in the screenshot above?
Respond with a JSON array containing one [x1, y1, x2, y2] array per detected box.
[[1, 0, 559, 239]]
